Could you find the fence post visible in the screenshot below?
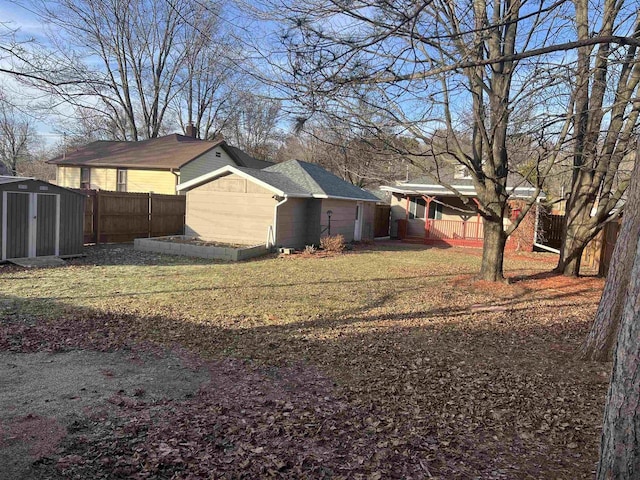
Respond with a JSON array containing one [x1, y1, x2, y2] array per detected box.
[[95, 190, 101, 245], [148, 193, 152, 238]]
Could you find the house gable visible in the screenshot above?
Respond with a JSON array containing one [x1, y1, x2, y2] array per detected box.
[[178, 146, 237, 185]]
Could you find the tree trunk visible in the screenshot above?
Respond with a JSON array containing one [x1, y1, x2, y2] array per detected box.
[[596, 231, 640, 479], [479, 218, 507, 282], [579, 156, 640, 361]]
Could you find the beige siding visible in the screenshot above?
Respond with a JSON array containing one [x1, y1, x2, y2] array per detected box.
[[320, 199, 361, 242], [185, 174, 274, 245], [179, 146, 236, 184], [439, 197, 480, 222], [56, 166, 81, 189], [276, 198, 311, 249], [390, 194, 406, 237], [127, 169, 177, 194]]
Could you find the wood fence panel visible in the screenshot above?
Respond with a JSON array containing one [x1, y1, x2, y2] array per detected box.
[[97, 191, 150, 243], [599, 220, 621, 277], [538, 214, 564, 250], [374, 205, 391, 237], [83, 190, 96, 244], [150, 194, 185, 237]]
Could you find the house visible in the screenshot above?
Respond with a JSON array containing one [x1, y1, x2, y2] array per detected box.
[[380, 166, 543, 250], [0, 176, 84, 260], [177, 160, 380, 249], [47, 134, 272, 195]]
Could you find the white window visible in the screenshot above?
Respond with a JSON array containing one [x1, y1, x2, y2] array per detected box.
[[116, 169, 127, 192], [80, 167, 91, 189]]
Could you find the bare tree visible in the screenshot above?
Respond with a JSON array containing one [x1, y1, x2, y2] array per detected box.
[[27, 0, 222, 140], [258, 0, 572, 280], [0, 94, 33, 175], [173, 1, 245, 139], [278, 119, 409, 188], [595, 148, 640, 478], [555, 0, 639, 277], [220, 92, 282, 159]]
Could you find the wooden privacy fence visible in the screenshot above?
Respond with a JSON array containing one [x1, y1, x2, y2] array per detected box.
[[77, 190, 185, 244], [537, 213, 564, 250], [582, 218, 621, 276]]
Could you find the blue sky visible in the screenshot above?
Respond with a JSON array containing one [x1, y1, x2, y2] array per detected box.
[[0, 1, 69, 146]]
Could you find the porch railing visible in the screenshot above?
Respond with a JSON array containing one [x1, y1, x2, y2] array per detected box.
[[399, 218, 484, 241], [426, 219, 484, 240]]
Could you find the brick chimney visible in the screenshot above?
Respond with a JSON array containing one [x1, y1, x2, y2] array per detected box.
[[185, 122, 197, 138]]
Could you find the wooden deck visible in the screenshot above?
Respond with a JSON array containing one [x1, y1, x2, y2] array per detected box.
[[398, 219, 513, 249]]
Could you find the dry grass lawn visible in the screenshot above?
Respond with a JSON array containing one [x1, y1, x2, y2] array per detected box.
[[0, 243, 609, 479]]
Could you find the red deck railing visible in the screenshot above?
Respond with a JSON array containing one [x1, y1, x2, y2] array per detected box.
[[425, 219, 484, 240], [398, 218, 485, 246]]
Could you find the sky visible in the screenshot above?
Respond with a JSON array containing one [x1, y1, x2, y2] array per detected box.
[[0, 0, 70, 147]]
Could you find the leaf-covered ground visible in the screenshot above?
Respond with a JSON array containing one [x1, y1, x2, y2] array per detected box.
[[0, 243, 609, 479]]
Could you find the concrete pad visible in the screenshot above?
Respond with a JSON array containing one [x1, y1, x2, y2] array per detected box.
[[8, 256, 67, 268]]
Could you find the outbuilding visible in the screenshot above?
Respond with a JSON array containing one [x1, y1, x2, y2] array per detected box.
[[0, 176, 85, 261], [177, 160, 379, 250]]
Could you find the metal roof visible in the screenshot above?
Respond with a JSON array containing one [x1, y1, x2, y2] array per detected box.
[[0, 176, 33, 185]]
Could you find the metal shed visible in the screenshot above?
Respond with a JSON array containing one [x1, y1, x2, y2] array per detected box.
[[0, 176, 85, 261]]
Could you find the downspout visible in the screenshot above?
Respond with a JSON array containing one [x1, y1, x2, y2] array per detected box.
[[170, 169, 180, 194], [268, 195, 288, 249]]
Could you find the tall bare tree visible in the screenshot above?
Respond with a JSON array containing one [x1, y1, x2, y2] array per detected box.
[[220, 92, 282, 159], [257, 0, 571, 280], [555, 0, 639, 277], [28, 0, 228, 140], [0, 95, 33, 175]]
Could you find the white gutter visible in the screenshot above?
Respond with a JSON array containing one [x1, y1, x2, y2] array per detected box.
[[269, 195, 289, 248]]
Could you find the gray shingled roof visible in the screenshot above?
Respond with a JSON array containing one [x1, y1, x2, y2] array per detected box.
[[233, 167, 311, 197], [264, 160, 379, 201], [226, 146, 274, 170]]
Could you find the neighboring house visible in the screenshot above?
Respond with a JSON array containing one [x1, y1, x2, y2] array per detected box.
[[47, 134, 273, 195], [177, 160, 379, 249], [380, 165, 544, 249]]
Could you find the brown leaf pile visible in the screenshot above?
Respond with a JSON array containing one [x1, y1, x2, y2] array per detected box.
[[0, 245, 610, 479]]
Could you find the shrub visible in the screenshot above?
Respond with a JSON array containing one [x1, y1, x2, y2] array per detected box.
[[320, 234, 346, 253], [304, 245, 317, 254]]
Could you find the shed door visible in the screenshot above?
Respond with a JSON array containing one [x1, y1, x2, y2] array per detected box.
[[36, 194, 59, 256], [4, 192, 30, 259], [2, 192, 60, 260]]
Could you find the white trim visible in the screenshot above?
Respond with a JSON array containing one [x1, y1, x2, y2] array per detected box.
[[354, 202, 363, 241], [55, 194, 61, 256], [177, 165, 286, 196], [1, 191, 6, 261], [270, 196, 289, 248], [310, 193, 378, 202], [381, 184, 543, 199], [29, 193, 37, 257]]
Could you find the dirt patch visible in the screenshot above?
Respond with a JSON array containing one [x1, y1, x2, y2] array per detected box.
[[0, 349, 209, 479]]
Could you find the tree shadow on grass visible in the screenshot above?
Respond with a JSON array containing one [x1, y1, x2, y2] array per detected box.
[[0, 264, 607, 480]]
